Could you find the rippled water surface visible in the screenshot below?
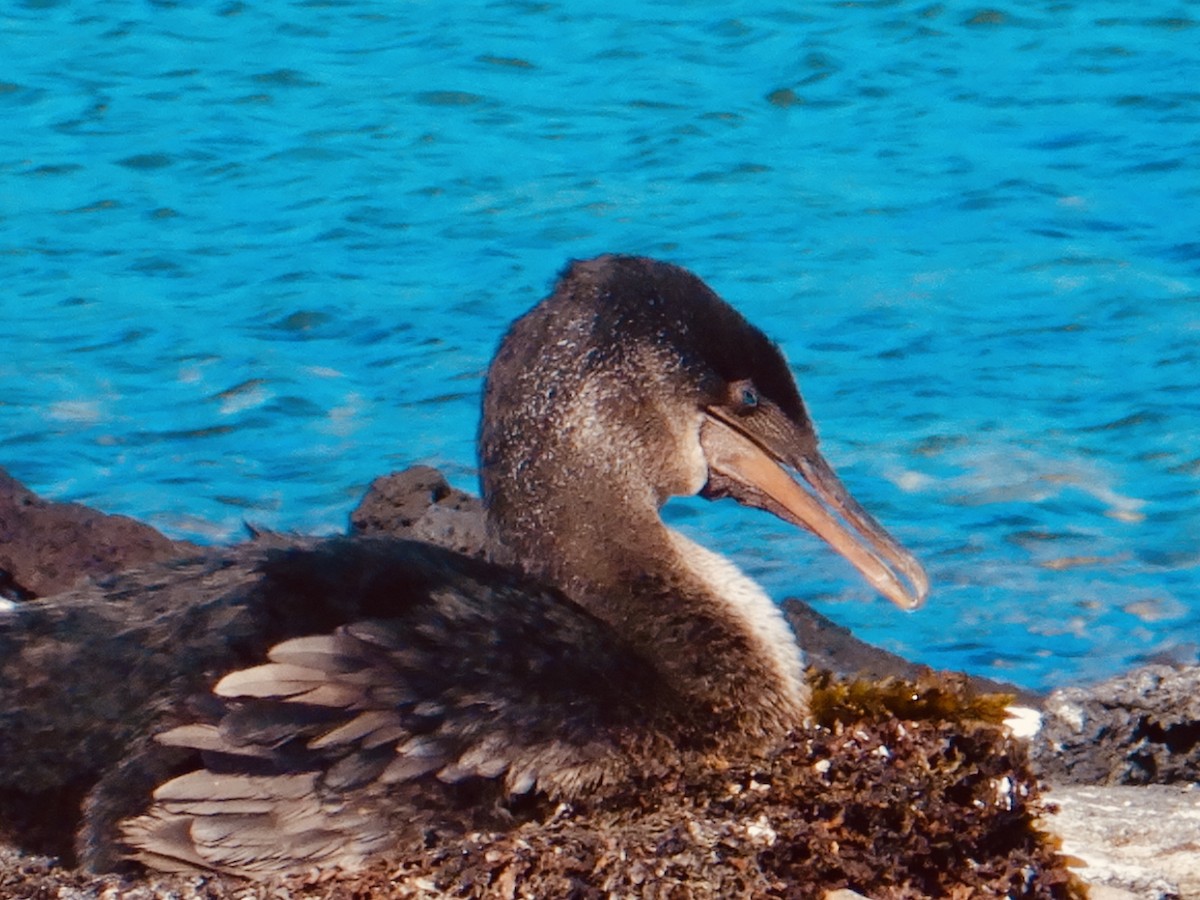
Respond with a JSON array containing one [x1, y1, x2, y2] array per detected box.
[[3, 2, 1198, 690]]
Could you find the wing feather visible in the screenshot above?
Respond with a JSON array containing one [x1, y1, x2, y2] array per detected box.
[[266, 634, 362, 672], [307, 710, 406, 750], [215, 663, 328, 699]]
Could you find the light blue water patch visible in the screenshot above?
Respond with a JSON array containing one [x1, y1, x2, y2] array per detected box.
[[2, 2, 1197, 691]]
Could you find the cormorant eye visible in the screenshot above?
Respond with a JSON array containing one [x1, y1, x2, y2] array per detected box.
[[736, 383, 759, 411]]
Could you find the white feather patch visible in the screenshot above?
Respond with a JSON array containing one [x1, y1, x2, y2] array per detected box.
[[667, 529, 809, 719]]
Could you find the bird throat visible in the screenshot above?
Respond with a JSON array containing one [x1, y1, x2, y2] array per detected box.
[[490, 493, 811, 741]]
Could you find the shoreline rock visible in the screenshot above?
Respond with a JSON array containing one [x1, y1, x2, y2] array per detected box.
[[1044, 783, 1200, 899], [0, 467, 199, 600], [1033, 665, 1200, 787]]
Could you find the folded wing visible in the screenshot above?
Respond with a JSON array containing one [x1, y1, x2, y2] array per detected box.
[[120, 538, 673, 877]]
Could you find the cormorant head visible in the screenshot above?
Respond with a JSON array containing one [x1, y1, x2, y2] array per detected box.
[[480, 254, 927, 610]]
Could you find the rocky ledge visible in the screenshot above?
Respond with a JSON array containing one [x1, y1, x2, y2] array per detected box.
[[1, 467, 1197, 898]]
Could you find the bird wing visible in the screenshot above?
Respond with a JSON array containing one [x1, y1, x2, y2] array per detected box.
[[119, 538, 672, 877]]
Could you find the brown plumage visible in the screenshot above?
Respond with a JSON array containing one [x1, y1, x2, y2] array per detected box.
[[3, 255, 928, 878]]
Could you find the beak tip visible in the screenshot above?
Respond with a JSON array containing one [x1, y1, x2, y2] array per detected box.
[[886, 566, 930, 612], [903, 593, 928, 612], [893, 595, 925, 613], [902, 560, 931, 609]]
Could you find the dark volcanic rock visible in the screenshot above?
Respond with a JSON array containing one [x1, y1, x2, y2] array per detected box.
[[783, 597, 929, 684], [783, 597, 1040, 704], [1032, 664, 1200, 785], [350, 466, 488, 557], [0, 468, 197, 598]]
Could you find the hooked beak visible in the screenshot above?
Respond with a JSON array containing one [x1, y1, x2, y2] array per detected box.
[[699, 411, 929, 611]]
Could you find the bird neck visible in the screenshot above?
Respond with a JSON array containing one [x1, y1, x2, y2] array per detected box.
[[490, 495, 811, 742]]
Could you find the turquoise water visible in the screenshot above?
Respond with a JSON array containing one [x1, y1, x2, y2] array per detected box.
[[2, 2, 1198, 691]]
